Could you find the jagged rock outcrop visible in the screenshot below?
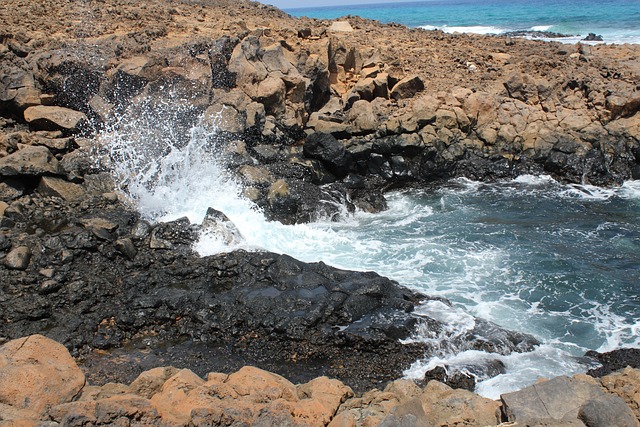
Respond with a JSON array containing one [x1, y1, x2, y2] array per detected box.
[[3, 0, 639, 223]]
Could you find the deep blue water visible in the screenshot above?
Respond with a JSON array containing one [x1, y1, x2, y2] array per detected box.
[[285, 0, 640, 44]]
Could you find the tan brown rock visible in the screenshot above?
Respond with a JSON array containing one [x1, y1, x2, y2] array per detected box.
[[435, 108, 459, 129], [202, 103, 245, 133], [238, 165, 274, 185], [128, 367, 180, 399], [37, 176, 86, 202], [463, 91, 498, 127], [226, 366, 298, 401], [599, 367, 640, 421], [23, 105, 87, 132], [0, 68, 41, 109], [390, 75, 425, 100], [49, 395, 161, 426], [296, 377, 354, 425], [149, 369, 212, 425], [329, 21, 355, 33], [0, 145, 61, 176], [0, 335, 85, 417], [0, 404, 41, 426], [349, 100, 378, 135], [255, 75, 286, 114], [3, 246, 32, 270], [421, 380, 501, 426]]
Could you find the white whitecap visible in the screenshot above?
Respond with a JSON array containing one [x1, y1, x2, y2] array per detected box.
[[419, 24, 505, 35], [619, 180, 640, 200]]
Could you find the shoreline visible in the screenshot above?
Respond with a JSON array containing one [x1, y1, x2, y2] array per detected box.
[[2, 334, 640, 426]]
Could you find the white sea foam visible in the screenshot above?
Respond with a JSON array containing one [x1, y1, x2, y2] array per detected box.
[[619, 180, 640, 200], [530, 25, 552, 32], [419, 24, 505, 35], [419, 23, 640, 45], [591, 304, 640, 352], [512, 174, 557, 186], [475, 345, 589, 399]]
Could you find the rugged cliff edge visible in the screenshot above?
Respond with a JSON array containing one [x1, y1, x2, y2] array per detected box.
[[1, 0, 640, 426], [2, 0, 639, 223]]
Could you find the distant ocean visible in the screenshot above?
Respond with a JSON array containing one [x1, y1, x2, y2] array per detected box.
[[285, 0, 640, 44]]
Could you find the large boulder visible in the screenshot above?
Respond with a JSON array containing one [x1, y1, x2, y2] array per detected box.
[[390, 75, 425, 100], [0, 145, 62, 176], [599, 367, 640, 421], [421, 380, 501, 427], [0, 335, 86, 416], [0, 66, 41, 109], [23, 105, 88, 132], [37, 176, 87, 201], [349, 99, 378, 135], [501, 375, 637, 426], [303, 132, 350, 176]]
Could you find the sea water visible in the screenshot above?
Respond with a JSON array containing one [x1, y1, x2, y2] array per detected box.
[[284, 0, 640, 44], [98, 101, 640, 398]]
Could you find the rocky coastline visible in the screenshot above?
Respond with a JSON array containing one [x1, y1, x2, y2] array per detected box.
[[1, 0, 640, 425]]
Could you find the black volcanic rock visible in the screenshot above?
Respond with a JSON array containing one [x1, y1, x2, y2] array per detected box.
[[0, 187, 541, 392], [586, 348, 640, 377]]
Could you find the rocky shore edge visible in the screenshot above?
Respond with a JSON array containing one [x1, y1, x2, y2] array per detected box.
[[1, 334, 639, 427]]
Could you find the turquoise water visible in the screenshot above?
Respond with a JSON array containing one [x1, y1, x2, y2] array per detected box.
[[286, 0, 640, 44]]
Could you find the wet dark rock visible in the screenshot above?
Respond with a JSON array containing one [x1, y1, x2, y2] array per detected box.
[[114, 238, 137, 260], [583, 33, 603, 42], [209, 36, 239, 90], [0, 235, 11, 251], [585, 348, 640, 377], [425, 366, 476, 391], [0, 188, 545, 393], [0, 179, 26, 201], [303, 132, 351, 177], [424, 359, 506, 391], [264, 178, 353, 224], [148, 217, 199, 253], [502, 30, 574, 39], [350, 187, 389, 213], [464, 317, 540, 354]]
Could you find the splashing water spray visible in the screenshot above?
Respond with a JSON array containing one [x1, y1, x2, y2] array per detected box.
[[93, 94, 350, 256]]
